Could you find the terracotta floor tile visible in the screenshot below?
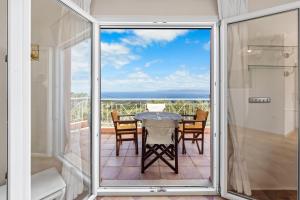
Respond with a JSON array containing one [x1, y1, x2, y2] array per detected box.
[[101, 167, 121, 180], [178, 157, 194, 167], [118, 167, 141, 180], [140, 166, 160, 180], [101, 149, 113, 156], [126, 149, 140, 156], [106, 156, 125, 167], [179, 166, 202, 179], [105, 139, 115, 144], [111, 149, 128, 157], [191, 157, 210, 167], [160, 166, 182, 180], [128, 142, 139, 149], [124, 156, 141, 167], [120, 142, 131, 150], [102, 143, 116, 150], [101, 156, 110, 166], [198, 167, 211, 179]]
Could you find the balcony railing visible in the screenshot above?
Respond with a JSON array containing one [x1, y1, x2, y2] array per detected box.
[[70, 98, 211, 127]]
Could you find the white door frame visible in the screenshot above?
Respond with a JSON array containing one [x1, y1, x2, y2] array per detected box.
[[97, 21, 220, 196], [8, 0, 31, 199], [220, 2, 300, 200]]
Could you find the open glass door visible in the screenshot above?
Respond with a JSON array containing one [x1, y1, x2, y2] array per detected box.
[[31, 0, 98, 199], [221, 4, 300, 200]]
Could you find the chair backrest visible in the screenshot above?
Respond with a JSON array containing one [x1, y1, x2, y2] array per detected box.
[[143, 119, 177, 144], [111, 110, 119, 127], [146, 103, 166, 112], [195, 109, 209, 128]]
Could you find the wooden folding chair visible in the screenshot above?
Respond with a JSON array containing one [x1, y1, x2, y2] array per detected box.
[[141, 119, 178, 174]]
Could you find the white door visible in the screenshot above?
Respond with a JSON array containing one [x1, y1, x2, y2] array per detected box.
[[221, 3, 300, 200]]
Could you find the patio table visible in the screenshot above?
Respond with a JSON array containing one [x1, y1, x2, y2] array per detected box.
[[134, 112, 182, 121]]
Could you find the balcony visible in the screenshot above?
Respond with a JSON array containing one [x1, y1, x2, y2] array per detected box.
[[70, 98, 212, 186]]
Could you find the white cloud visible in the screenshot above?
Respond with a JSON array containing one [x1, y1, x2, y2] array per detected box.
[[203, 41, 210, 51], [144, 59, 161, 68], [102, 68, 210, 92], [101, 42, 139, 69], [122, 30, 189, 47], [128, 70, 151, 80], [101, 29, 127, 34]]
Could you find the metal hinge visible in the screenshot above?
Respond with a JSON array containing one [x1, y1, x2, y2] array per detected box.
[[5, 55, 8, 63]]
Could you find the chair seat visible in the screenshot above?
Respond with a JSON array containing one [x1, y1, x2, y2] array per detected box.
[[179, 123, 202, 132], [117, 123, 136, 130]]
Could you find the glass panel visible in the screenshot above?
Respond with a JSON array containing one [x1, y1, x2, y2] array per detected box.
[[0, 0, 7, 198], [227, 10, 298, 199], [31, 0, 92, 199], [100, 28, 212, 187]]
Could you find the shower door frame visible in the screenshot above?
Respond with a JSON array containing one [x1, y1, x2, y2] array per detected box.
[[220, 2, 300, 200]]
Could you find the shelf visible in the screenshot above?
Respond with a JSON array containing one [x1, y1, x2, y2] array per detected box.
[[248, 44, 298, 48], [248, 64, 298, 70]]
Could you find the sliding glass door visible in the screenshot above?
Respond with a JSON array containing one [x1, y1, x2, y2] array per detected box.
[[0, 0, 7, 199], [221, 6, 299, 200]]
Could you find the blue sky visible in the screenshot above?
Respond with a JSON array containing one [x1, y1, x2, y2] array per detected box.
[[100, 29, 211, 94], [70, 29, 211, 95]]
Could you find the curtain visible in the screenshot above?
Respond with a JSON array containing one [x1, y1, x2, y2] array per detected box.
[[219, 0, 252, 196], [52, 1, 91, 199]]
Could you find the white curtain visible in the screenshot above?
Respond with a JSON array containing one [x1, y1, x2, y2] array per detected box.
[[219, 0, 252, 196], [52, 1, 91, 199]]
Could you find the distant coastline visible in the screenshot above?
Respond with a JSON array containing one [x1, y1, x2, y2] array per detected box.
[[101, 90, 210, 100]]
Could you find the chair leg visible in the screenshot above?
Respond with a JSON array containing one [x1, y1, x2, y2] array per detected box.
[[201, 135, 204, 154], [135, 132, 138, 155], [182, 133, 186, 154], [141, 129, 145, 173], [195, 134, 204, 154], [175, 134, 178, 174], [195, 140, 201, 154], [116, 135, 120, 156]]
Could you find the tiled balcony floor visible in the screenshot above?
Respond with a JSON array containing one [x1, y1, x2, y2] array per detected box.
[[100, 130, 211, 185]]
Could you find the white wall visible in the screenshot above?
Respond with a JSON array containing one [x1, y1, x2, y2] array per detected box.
[[91, 0, 218, 21], [248, 0, 300, 12], [246, 10, 298, 135], [31, 0, 61, 156]]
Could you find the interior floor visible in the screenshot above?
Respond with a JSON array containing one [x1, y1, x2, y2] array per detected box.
[[100, 130, 211, 186], [251, 190, 297, 200]]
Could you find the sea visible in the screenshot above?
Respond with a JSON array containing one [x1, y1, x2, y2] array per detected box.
[[101, 91, 210, 100]]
